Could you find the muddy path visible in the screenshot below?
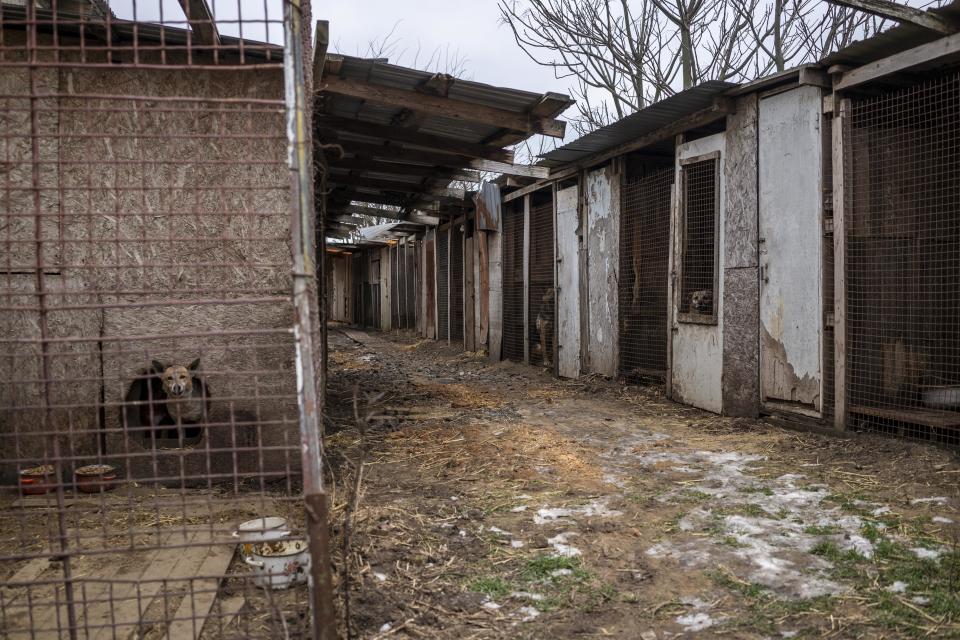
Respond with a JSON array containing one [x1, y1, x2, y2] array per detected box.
[[324, 327, 960, 639]]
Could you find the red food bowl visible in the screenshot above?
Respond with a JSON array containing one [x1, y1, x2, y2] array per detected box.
[[74, 464, 118, 493], [19, 465, 56, 495]]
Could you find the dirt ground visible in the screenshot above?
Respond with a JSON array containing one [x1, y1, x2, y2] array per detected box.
[[325, 327, 960, 639]]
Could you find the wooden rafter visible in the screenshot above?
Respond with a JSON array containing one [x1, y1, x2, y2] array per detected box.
[[328, 157, 481, 183], [317, 114, 514, 163], [319, 73, 567, 138], [826, 0, 959, 35], [177, 0, 220, 46]]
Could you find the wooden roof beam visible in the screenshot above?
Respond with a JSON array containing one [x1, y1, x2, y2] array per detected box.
[[317, 114, 514, 163], [319, 73, 567, 138], [826, 0, 959, 35], [177, 0, 220, 46], [327, 156, 481, 182]]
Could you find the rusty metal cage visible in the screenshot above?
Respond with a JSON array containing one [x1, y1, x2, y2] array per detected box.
[[501, 202, 524, 362], [0, 1, 332, 638], [619, 167, 672, 381], [678, 157, 718, 320], [843, 69, 960, 445], [528, 200, 553, 368], [437, 227, 449, 341], [450, 225, 464, 343]]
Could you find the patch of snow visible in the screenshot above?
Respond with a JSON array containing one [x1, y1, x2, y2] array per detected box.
[[517, 494, 532, 500], [872, 506, 891, 516], [458, 529, 467, 537], [912, 596, 931, 605], [671, 466, 700, 474], [511, 540, 525, 548], [373, 572, 387, 582], [517, 606, 540, 622], [933, 516, 954, 524], [911, 547, 942, 560], [510, 505, 528, 512], [781, 632, 798, 638], [511, 591, 545, 601], [488, 526, 511, 536], [842, 534, 875, 559], [675, 612, 716, 632], [911, 497, 948, 505], [450, 496, 459, 501], [379, 623, 391, 633], [547, 532, 581, 557], [533, 497, 622, 525], [481, 600, 501, 611], [550, 568, 572, 577], [886, 581, 908, 593]]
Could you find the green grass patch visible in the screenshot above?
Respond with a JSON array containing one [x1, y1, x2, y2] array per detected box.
[[804, 524, 842, 536], [468, 576, 511, 598], [739, 485, 774, 496]]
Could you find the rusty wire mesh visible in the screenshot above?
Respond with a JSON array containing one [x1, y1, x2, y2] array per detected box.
[[0, 1, 325, 638], [844, 69, 960, 445], [436, 227, 449, 341], [450, 225, 464, 343], [501, 202, 524, 362], [405, 240, 416, 330], [391, 244, 401, 330], [678, 157, 718, 319], [528, 200, 553, 368], [619, 167, 672, 381]]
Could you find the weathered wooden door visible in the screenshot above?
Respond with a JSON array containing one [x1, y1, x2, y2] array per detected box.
[[465, 236, 476, 351], [556, 185, 580, 378], [758, 85, 823, 415]]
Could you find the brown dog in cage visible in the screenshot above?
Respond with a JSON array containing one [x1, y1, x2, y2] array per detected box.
[[152, 359, 211, 426], [533, 287, 556, 368], [123, 359, 211, 444]]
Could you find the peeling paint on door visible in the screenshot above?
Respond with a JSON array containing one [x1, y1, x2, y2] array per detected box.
[[585, 167, 619, 377], [556, 185, 580, 378], [758, 85, 823, 412]]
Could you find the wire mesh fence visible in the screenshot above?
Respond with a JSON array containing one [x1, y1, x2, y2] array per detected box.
[[0, 1, 331, 637], [391, 245, 401, 330], [406, 240, 416, 330], [437, 227, 449, 341], [501, 202, 524, 362], [450, 225, 464, 343], [678, 157, 718, 320], [619, 168, 672, 381], [528, 201, 553, 369], [843, 69, 960, 445]]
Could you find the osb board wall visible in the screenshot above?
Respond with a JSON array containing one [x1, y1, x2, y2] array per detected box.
[[1, 29, 297, 480]]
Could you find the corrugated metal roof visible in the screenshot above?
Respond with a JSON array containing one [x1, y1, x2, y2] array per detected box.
[[822, 0, 960, 68], [539, 81, 735, 167]]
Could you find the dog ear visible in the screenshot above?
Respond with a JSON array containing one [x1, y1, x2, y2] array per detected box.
[[151, 360, 167, 374], [188, 358, 201, 372]]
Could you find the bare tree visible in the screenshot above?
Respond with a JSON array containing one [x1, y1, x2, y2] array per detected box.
[[501, 0, 947, 134]]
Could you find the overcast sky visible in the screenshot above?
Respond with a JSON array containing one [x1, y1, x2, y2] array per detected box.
[[320, 1, 571, 97]]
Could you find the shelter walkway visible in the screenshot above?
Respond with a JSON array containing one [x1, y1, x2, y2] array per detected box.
[[325, 328, 960, 639]]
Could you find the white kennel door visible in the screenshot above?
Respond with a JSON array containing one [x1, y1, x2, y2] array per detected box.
[[556, 184, 581, 378], [758, 85, 823, 415]]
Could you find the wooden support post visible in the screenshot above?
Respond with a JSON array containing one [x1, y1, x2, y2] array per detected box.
[[523, 194, 531, 364], [833, 97, 850, 431], [551, 182, 559, 375], [577, 169, 589, 377], [447, 227, 452, 345]]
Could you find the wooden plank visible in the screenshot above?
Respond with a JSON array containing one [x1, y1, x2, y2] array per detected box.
[[317, 115, 514, 163], [328, 156, 481, 182], [465, 236, 476, 351], [522, 195, 531, 364], [835, 31, 960, 91], [319, 74, 567, 138], [478, 231, 489, 346], [176, 0, 220, 46], [468, 159, 550, 179], [826, 0, 958, 35], [503, 178, 556, 203], [330, 173, 466, 199], [164, 541, 235, 639], [312, 21, 329, 94], [851, 405, 960, 429], [833, 97, 849, 431]]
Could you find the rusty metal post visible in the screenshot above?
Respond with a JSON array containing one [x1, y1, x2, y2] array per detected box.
[[284, 1, 336, 638]]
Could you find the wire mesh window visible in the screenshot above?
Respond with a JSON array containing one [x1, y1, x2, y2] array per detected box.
[[844, 70, 960, 445], [528, 201, 554, 368], [437, 228, 449, 341], [450, 226, 464, 343], [502, 204, 525, 362], [678, 156, 719, 321], [0, 1, 323, 638], [620, 168, 672, 380]]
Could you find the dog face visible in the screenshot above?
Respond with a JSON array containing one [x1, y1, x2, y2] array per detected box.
[[153, 358, 200, 397], [690, 289, 713, 314]]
